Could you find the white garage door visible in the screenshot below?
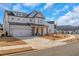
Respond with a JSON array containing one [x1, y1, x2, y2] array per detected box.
[[12, 29, 32, 37]]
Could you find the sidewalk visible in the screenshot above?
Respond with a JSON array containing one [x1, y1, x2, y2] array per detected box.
[[0, 44, 31, 50], [0, 44, 33, 55]]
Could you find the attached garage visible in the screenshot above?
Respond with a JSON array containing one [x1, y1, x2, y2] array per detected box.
[[12, 29, 32, 37], [9, 25, 32, 37]]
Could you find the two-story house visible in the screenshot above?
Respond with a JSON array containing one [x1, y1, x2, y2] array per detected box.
[[3, 10, 55, 37]]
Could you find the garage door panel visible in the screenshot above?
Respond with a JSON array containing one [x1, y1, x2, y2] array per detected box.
[[12, 29, 32, 37]]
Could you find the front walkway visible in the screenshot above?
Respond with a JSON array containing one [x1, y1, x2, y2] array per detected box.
[[17, 37, 67, 50]]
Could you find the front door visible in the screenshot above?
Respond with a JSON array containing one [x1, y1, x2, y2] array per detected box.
[[32, 27, 35, 36], [36, 27, 39, 36], [41, 27, 43, 36]]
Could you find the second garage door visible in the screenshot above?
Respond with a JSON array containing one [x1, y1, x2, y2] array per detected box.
[[12, 29, 32, 37]]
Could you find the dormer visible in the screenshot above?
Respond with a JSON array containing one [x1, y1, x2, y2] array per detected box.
[[13, 11, 28, 17]]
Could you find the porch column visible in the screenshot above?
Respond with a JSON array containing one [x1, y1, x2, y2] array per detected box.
[[46, 26, 48, 34]]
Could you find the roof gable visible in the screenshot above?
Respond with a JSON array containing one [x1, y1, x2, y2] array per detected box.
[[28, 10, 45, 19], [28, 10, 37, 17], [35, 12, 44, 18]]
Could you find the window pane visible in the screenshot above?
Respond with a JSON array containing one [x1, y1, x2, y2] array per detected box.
[[12, 17, 14, 20]]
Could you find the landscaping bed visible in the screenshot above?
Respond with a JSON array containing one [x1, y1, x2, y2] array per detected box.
[[63, 37, 79, 43], [0, 37, 27, 47], [42, 34, 69, 40]]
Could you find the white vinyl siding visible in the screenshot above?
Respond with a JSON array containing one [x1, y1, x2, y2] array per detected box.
[[29, 18, 35, 23], [35, 18, 44, 25], [9, 16, 44, 25], [48, 24, 54, 34], [9, 16, 27, 23], [9, 16, 15, 22], [35, 18, 39, 24], [38, 19, 44, 25]]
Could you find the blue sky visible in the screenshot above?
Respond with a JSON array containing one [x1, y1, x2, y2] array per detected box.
[[0, 3, 79, 25]]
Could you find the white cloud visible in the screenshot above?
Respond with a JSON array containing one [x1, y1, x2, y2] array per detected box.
[[73, 6, 79, 13], [62, 5, 69, 11], [12, 3, 40, 12], [12, 4, 21, 11], [44, 3, 53, 10], [56, 6, 79, 26], [52, 5, 69, 16], [23, 3, 39, 7]]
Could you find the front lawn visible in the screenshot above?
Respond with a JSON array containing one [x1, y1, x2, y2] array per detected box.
[[0, 37, 27, 47]]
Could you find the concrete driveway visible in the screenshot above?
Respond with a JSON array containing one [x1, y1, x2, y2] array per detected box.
[[17, 37, 67, 50]]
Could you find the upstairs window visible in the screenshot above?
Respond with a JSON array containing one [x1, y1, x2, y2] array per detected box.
[[15, 12, 21, 16], [14, 12, 22, 16], [18, 13, 21, 16], [38, 19, 42, 24], [40, 20, 42, 23], [30, 18, 32, 22], [16, 12, 18, 16], [17, 18, 20, 21], [11, 17, 14, 20], [9, 17, 14, 22], [23, 19, 25, 21], [38, 19, 39, 23]]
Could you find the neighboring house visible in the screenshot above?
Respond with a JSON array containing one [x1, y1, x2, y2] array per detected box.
[[56, 25, 79, 34], [0, 23, 2, 29], [3, 10, 55, 37], [47, 21, 55, 34]]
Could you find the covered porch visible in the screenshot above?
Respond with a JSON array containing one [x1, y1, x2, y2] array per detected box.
[[31, 25, 47, 36]]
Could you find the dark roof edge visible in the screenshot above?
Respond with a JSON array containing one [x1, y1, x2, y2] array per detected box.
[[47, 21, 55, 24]]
